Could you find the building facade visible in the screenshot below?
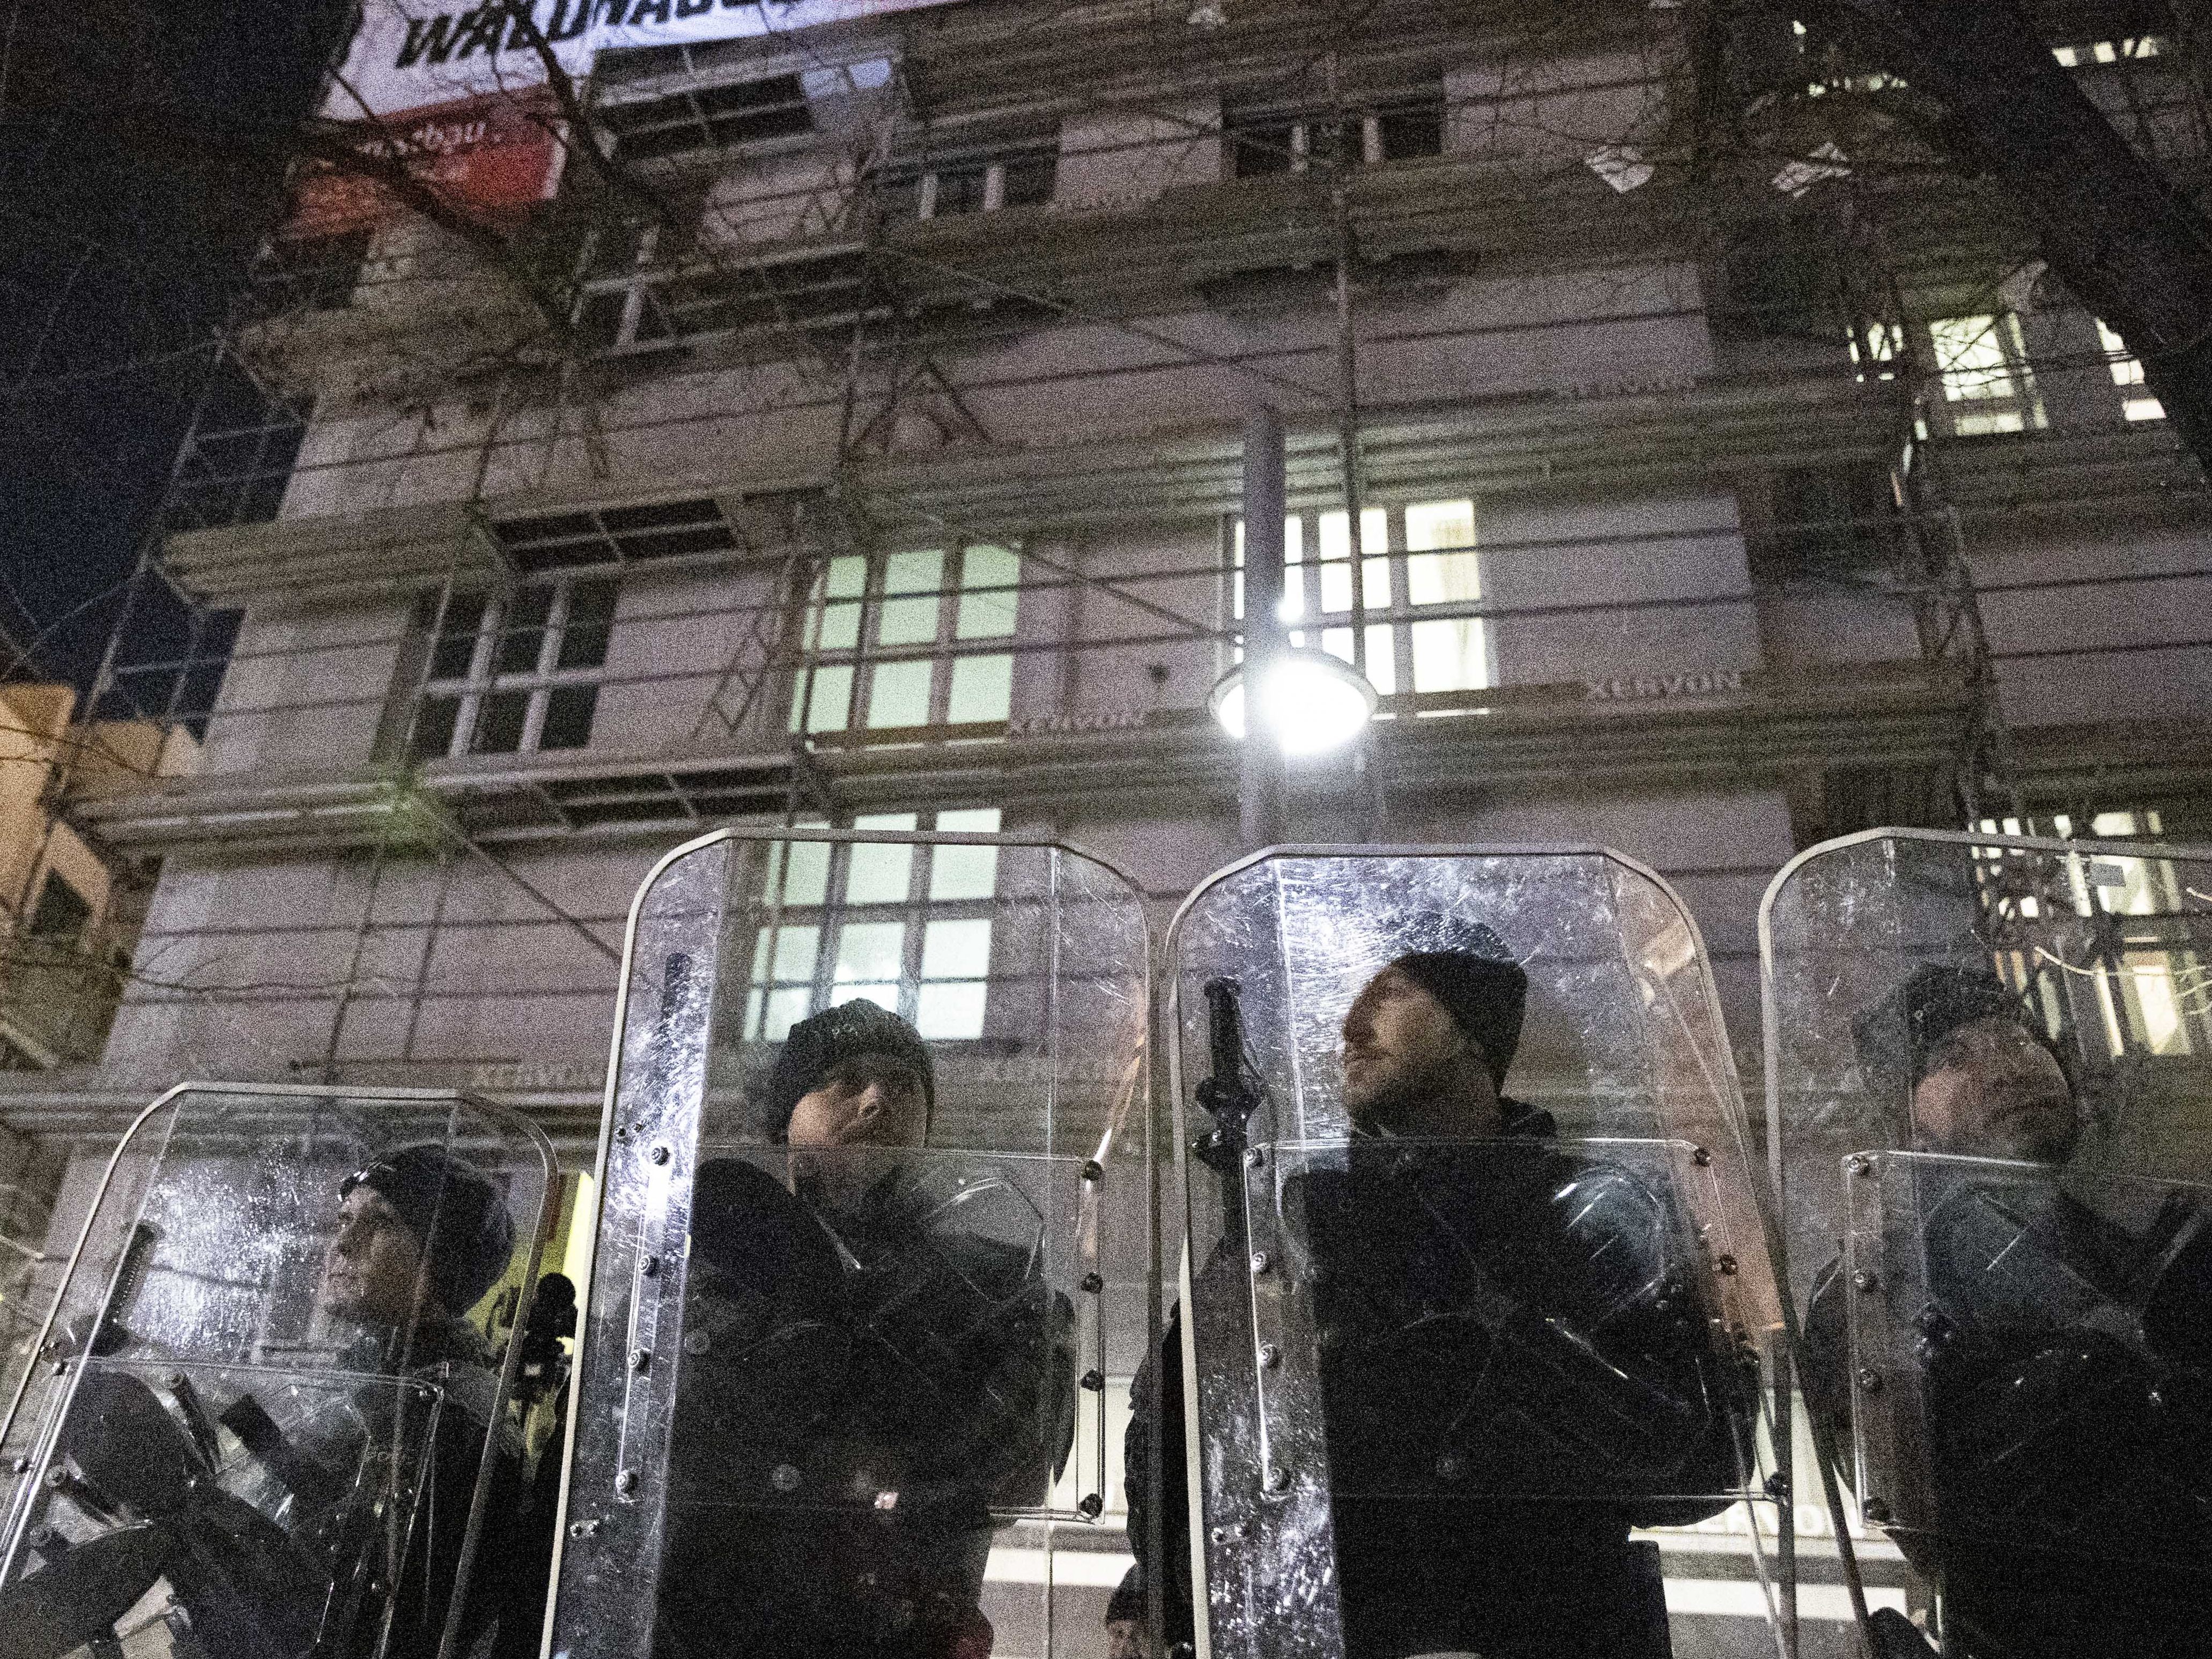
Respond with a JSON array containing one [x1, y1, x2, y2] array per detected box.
[[4, 0, 2209, 1642]]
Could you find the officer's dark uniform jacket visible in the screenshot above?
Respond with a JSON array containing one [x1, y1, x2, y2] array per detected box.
[[656, 1157, 1077, 1659], [1804, 1167, 2212, 1658], [1129, 1102, 1751, 1659], [14, 1316, 517, 1659]]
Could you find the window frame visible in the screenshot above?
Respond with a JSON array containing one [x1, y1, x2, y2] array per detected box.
[[744, 810, 1007, 1045], [876, 140, 1060, 223], [409, 575, 620, 762], [595, 69, 816, 164], [789, 543, 1022, 738], [1232, 498, 1494, 699], [1223, 88, 1447, 180], [1924, 312, 2047, 437]]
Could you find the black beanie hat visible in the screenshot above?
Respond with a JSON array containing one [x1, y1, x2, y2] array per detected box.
[[340, 1144, 516, 1317], [1853, 964, 2063, 1095], [761, 999, 936, 1142], [1388, 917, 1527, 1087]]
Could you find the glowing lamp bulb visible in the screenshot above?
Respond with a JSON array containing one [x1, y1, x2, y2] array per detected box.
[[1209, 648, 1378, 756]]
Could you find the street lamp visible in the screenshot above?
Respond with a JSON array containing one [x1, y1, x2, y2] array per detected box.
[[1210, 647, 1379, 757]]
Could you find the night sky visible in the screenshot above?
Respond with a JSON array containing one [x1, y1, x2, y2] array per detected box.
[[0, 0, 354, 704]]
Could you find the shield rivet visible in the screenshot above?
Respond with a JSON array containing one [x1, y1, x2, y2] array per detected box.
[[615, 1470, 639, 1495], [1851, 1270, 1878, 1292], [1249, 1251, 1270, 1275], [1264, 1466, 1291, 1493], [649, 1144, 671, 1165], [1258, 1344, 1280, 1369], [1856, 1368, 1882, 1393]]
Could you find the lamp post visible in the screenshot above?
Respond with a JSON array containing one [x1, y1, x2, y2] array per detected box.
[[1238, 407, 1288, 847], [1224, 407, 1377, 846]]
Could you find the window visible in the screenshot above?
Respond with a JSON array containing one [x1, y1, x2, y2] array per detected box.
[[575, 235, 876, 354], [1233, 498, 1490, 697], [789, 544, 1020, 736], [2095, 320, 2165, 423], [409, 578, 618, 760], [245, 228, 372, 317], [745, 809, 1005, 1043], [599, 72, 813, 162], [1928, 314, 2046, 435], [1976, 809, 2211, 1060], [492, 498, 740, 574], [2052, 37, 2165, 66], [160, 361, 309, 532], [24, 876, 92, 945], [1225, 91, 1445, 179], [877, 142, 1059, 222]]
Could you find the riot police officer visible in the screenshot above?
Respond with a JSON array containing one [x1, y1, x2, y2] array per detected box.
[[655, 1001, 1076, 1659], [1802, 964, 2212, 1658], [317, 1145, 526, 1658], [3, 1142, 524, 1659], [1134, 921, 1750, 1659]]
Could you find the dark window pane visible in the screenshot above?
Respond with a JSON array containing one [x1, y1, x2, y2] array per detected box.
[[1231, 121, 1297, 177], [578, 290, 631, 349], [601, 499, 721, 532], [513, 541, 611, 574], [431, 594, 487, 678], [1307, 117, 1357, 168], [27, 876, 91, 941], [497, 512, 599, 548], [410, 695, 461, 760], [558, 581, 619, 668], [498, 587, 556, 672], [631, 289, 676, 342], [474, 691, 530, 754], [611, 524, 736, 561], [541, 685, 600, 751], [877, 172, 925, 224], [699, 73, 813, 144], [1000, 151, 1056, 208], [934, 165, 989, 217], [1378, 103, 1444, 160]]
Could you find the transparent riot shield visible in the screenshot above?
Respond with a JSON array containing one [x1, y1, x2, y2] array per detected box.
[[545, 829, 1152, 1659], [0, 1084, 557, 1659], [1167, 848, 1784, 1659], [1765, 828, 2212, 1657]]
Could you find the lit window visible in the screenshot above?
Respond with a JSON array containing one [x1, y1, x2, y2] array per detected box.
[[1232, 498, 1491, 698], [790, 545, 1020, 737], [1976, 808, 2206, 1058], [1928, 314, 2045, 435], [745, 809, 1005, 1045], [408, 578, 617, 760], [2095, 320, 2166, 422]]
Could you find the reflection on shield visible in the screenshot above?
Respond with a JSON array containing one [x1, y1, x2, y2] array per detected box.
[[545, 831, 1152, 1659], [1766, 828, 2212, 1657], [1167, 847, 1783, 1659], [0, 1087, 555, 1659]]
